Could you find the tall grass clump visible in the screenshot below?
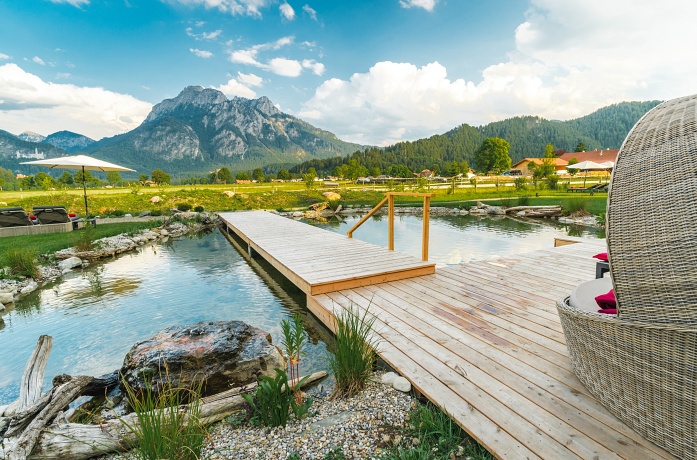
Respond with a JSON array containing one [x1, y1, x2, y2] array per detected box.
[[516, 195, 531, 206], [566, 198, 590, 215], [75, 222, 96, 252], [242, 368, 313, 427], [120, 378, 207, 460], [382, 403, 494, 460], [0, 248, 40, 279], [281, 314, 307, 402], [330, 304, 378, 399]]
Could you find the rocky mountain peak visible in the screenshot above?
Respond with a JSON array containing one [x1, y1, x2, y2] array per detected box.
[[249, 96, 280, 117], [144, 86, 229, 123], [18, 130, 46, 143]]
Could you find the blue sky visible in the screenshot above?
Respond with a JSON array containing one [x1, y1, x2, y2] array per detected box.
[[1, 0, 695, 145]]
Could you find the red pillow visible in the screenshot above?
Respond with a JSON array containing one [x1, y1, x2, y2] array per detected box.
[[595, 289, 616, 310], [598, 308, 618, 315], [29, 215, 37, 220], [68, 213, 77, 217], [593, 252, 609, 262]]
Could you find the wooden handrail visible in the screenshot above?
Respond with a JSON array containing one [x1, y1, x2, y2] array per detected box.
[[347, 192, 435, 261]]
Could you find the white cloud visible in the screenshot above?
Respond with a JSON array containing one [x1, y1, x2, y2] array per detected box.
[[237, 72, 263, 87], [55, 72, 71, 79], [301, 0, 697, 145], [267, 58, 303, 77], [190, 48, 214, 58], [302, 4, 317, 20], [399, 0, 437, 12], [165, 0, 270, 17], [32, 56, 46, 66], [216, 71, 263, 98], [49, 0, 90, 7], [0, 53, 10, 60], [279, 2, 295, 20], [302, 59, 325, 76], [0, 63, 152, 140], [186, 27, 222, 40]]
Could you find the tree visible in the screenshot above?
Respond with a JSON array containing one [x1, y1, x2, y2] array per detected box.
[[277, 169, 291, 181], [58, 171, 74, 186], [106, 171, 122, 185], [74, 170, 95, 185], [370, 167, 381, 178], [388, 164, 412, 178], [303, 171, 316, 189], [139, 174, 149, 183], [151, 169, 171, 185], [235, 172, 250, 181], [536, 143, 557, 179], [217, 167, 233, 184], [567, 157, 579, 176], [574, 142, 587, 152], [474, 137, 512, 174], [252, 168, 265, 182]]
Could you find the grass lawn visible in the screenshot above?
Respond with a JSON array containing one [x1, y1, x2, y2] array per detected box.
[[0, 221, 158, 257]]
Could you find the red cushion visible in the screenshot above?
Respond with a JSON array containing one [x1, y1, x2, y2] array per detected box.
[[595, 289, 616, 309], [29, 215, 37, 220], [68, 213, 76, 217], [593, 252, 609, 262], [598, 308, 618, 314]]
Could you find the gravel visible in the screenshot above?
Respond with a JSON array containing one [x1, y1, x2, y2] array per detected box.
[[202, 373, 413, 459]]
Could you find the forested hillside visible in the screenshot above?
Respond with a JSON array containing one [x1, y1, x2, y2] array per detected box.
[[291, 101, 661, 176]]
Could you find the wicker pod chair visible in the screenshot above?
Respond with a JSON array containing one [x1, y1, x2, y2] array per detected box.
[[557, 93, 697, 460]]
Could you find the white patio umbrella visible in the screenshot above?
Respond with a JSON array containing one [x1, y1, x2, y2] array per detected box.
[[566, 160, 606, 187], [21, 155, 135, 218]]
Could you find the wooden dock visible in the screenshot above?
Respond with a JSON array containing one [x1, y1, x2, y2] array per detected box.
[[219, 211, 675, 460]]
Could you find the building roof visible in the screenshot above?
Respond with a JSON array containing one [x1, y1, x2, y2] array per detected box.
[[511, 157, 569, 168], [558, 149, 619, 164]]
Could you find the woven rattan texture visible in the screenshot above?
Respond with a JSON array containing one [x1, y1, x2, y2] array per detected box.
[[607, 94, 697, 324]]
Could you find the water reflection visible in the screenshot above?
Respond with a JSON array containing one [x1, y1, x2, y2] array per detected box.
[[0, 231, 331, 404]]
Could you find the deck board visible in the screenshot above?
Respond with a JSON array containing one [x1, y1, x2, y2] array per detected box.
[[218, 211, 674, 460]]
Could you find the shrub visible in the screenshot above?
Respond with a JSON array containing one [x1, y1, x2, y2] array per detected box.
[[566, 198, 589, 215], [176, 203, 192, 212], [514, 177, 527, 191], [120, 378, 207, 460], [0, 248, 40, 279], [242, 368, 313, 427], [516, 195, 531, 206], [330, 305, 378, 399], [75, 223, 96, 252], [545, 175, 559, 190], [150, 209, 163, 217], [111, 209, 126, 217], [193, 205, 204, 213]]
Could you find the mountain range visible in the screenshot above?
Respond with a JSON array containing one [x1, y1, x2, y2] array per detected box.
[[0, 85, 661, 178]]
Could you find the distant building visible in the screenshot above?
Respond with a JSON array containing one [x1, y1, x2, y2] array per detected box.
[[511, 158, 569, 176], [558, 149, 619, 164], [417, 169, 434, 178], [235, 179, 252, 184]]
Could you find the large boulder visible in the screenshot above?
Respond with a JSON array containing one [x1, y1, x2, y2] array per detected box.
[[120, 321, 285, 397]]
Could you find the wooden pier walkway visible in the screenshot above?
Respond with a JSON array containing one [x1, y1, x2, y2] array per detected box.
[[219, 211, 675, 460]]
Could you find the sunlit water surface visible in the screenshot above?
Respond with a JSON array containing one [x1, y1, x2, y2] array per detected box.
[[0, 215, 600, 403]]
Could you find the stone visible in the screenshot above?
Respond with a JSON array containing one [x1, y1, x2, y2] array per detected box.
[[223, 191, 235, 197], [0, 292, 14, 305], [149, 196, 161, 203], [20, 281, 38, 295], [309, 411, 359, 432], [58, 256, 83, 272], [292, 211, 304, 217], [124, 213, 132, 217], [160, 229, 169, 236], [322, 192, 342, 201], [120, 321, 285, 397], [138, 211, 151, 217], [380, 372, 398, 386], [392, 376, 412, 392]]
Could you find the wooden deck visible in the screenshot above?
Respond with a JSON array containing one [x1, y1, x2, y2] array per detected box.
[[219, 211, 675, 459], [218, 211, 435, 295]]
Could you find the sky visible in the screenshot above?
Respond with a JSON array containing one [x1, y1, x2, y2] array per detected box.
[[0, 0, 696, 146]]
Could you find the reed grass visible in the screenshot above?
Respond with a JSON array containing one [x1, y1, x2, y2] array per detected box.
[[0, 248, 40, 279], [330, 304, 378, 399]]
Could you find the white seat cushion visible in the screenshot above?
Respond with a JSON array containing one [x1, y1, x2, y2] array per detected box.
[[569, 277, 613, 313]]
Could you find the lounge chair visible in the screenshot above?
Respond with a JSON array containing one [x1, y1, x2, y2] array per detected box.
[[557, 93, 697, 460], [0, 207, 33, 227], [33, 206, 81, 227]]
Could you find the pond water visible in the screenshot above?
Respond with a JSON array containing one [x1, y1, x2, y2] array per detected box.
[[0, 215, 601, 404]]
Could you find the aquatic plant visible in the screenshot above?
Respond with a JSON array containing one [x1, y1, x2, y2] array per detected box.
[[0, 248, 40, 279], [330, 304, 378, 399], [281, 314, 308, 402], [242, 368, 313, 427]]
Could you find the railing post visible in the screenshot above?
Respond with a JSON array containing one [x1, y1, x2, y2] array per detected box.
[[422, 196, 430, 261], [388, 193, 395, 251]]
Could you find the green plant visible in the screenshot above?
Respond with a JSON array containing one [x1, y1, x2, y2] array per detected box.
[[120, 378, 207, 460], [330, 304, 378, 399], [177, 203, 192, 212], [0, 248, 40, 279], [566, 197, 589, 215], [286, 453, 301, 460], [513, 176, 527, 191], [75, 223, 96, 252], [193, 205, 204, 213], [516, 195, 531, 206], [111, 209, 126, 217], [281, 314, 308, 402], [151, 209, 163, 217], [242, 368, 313, 427], [323, 446, 347, 459], [544, 175, 559, 190]]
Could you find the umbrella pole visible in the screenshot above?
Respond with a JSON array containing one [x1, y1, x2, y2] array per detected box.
[[82, 166, 89, 218]]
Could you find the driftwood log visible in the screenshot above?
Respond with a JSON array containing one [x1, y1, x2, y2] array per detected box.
[[1, 336, 327, 460], [504, 205, 562, 217]]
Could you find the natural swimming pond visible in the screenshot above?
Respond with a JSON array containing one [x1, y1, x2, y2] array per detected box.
[[0, 214, 601, 403]]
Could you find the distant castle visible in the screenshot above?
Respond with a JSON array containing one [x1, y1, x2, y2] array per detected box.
[[15, 148, 45, 160]]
